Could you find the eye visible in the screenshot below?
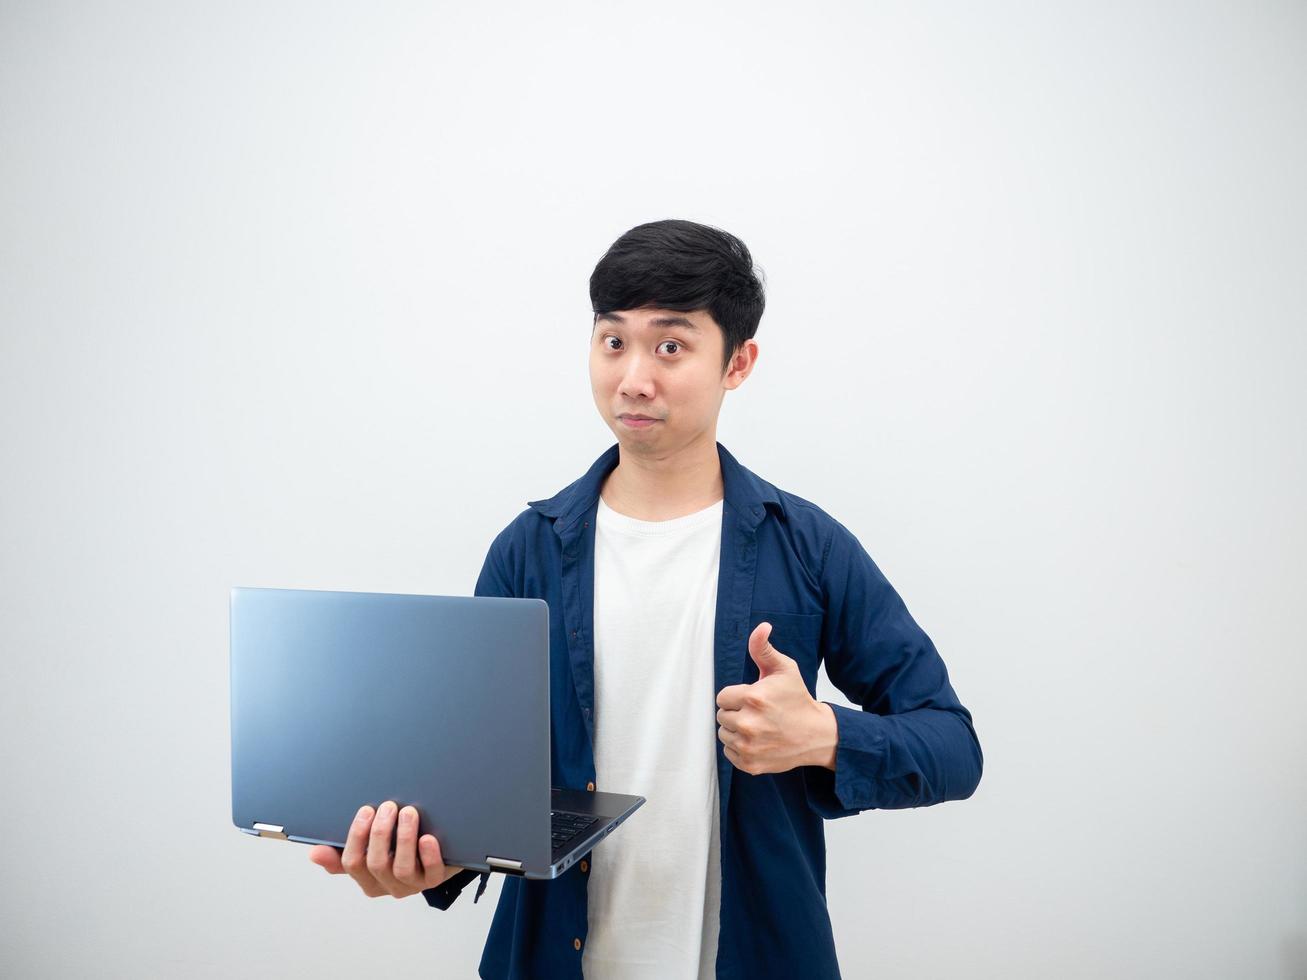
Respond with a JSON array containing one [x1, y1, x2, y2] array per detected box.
[[600, 335, 681, 355]]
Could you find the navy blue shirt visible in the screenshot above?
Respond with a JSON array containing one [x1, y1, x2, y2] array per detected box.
[[425, 441, 983, 979]]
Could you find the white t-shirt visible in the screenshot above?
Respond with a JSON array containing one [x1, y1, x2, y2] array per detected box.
[[582, 494, 724, 980]]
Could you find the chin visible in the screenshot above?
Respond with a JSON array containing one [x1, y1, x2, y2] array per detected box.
[[613, 421, 663, 443]]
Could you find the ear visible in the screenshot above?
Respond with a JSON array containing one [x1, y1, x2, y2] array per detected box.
[[722, 339, 759, 389]]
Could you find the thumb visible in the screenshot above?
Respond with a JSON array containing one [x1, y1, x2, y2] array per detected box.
[[749, 621, 792, 678], [308, 844, 344, 874]]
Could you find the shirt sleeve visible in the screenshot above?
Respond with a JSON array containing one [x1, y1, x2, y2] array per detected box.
[[800, 519, 983, 819], [422, 868, 490, 910], [422, 527, 516, 910]]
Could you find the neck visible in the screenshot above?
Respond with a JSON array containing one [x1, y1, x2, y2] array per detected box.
[[599, 433, 725, 522]]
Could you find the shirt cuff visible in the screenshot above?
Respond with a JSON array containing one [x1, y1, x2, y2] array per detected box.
[[800, 701, 886, 819], [422, 868, 486, 910]]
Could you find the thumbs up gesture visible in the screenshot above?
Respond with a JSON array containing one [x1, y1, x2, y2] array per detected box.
[[715, 621, 839, 776]]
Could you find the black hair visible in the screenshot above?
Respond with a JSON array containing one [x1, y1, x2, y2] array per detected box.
[[589, 219, 766, 375]]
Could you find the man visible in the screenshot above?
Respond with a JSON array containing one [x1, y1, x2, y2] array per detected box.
[[308, 219, 984, 978]]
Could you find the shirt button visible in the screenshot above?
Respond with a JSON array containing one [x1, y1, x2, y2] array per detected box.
[[573, 937, 582, 951], [586, 781, 595, 792], [579, 859, 588, 873]]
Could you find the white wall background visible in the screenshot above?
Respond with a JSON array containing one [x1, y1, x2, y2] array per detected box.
[[2, 2, 1304, 977]]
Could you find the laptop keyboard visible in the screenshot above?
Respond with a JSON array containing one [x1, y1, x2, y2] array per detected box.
[[551, 810, 599, 853]]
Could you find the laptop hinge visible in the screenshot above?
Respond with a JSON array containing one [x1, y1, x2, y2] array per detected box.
[[253, 822, 288, 840], [486, 855, 524, 875]]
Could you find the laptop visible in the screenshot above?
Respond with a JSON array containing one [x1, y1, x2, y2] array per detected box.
[[229, 586, 645, 879]]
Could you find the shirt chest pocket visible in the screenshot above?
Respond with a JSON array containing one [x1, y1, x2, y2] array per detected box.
[[744, 608, 824, 693]]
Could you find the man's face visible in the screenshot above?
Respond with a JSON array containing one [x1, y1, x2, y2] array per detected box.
[[589, 306, 754, 452]]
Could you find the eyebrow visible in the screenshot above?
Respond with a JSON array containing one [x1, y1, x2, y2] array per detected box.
[[594, 311, 701, 333]]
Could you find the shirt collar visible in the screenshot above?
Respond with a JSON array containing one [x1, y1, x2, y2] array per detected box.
[[527, 440, 784, 533]]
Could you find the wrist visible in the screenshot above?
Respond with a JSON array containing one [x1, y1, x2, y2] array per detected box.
[[809, 700, 838, 770]]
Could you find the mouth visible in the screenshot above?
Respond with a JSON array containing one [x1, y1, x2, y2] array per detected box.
[[618, 414, 660, 428]]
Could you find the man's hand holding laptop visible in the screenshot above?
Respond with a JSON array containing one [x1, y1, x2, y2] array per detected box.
[[308, 801, 462, 898]]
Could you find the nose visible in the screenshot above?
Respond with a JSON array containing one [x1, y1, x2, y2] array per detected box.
[[617, 349, 657, 401]]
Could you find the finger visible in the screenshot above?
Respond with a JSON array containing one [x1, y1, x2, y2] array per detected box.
[[418, 834, 459, 888], [308, 844, 344, 874], [723, 743, 747, 772], [392, 806, 423, 889], [367, 801, 404, 895], [715, 706, 741, 731], [341, 805, 385, 896], [716, 684, 750, 710]]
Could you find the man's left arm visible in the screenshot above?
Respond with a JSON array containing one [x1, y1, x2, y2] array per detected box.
[[799, 519, 984, 819]]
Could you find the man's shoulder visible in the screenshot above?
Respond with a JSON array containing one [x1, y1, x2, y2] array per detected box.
[[749, 473, 859, 576], [756, 466, 880, 578], [489, 504, 551, 546], [736, 453, 844, 535], [772, 484, 837, 526]]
